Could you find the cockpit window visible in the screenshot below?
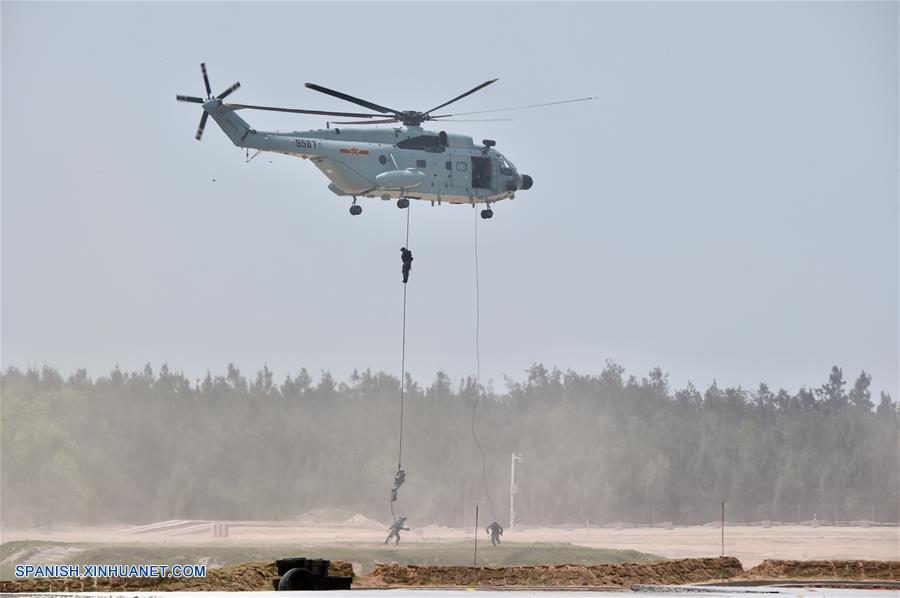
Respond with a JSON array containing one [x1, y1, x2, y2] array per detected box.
[[498, 153, 516, 175], [396, 135, 444, 152]]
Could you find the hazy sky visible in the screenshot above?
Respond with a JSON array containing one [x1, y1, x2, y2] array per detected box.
[[2, 2, 897, 398]]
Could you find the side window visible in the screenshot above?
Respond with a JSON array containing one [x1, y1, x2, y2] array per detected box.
[[456, 162, 467, 171], [445, 161, 452, 170], [379, 155, 388, 165], [416, 159, 426, 168], [397, 135, 443, 151]]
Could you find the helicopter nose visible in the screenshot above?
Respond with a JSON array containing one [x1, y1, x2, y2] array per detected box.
[[519, 174, 534, 190]]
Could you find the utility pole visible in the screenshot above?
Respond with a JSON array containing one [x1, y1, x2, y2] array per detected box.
[[473, 505, 479, 567], [721, 500, 725, 557], [510, 453, 522, 528]]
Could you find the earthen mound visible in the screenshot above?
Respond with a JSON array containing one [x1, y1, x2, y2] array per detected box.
[[364, 556, 743, 587], [748, 559, 900, 580]]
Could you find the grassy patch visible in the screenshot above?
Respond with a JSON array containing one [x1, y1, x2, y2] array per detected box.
[[0, 540, 63, 576], [308, 541, 658, 572], [0, 540, 48, 562], [1, 540, 658, 579]]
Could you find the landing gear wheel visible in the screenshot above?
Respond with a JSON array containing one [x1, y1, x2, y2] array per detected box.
[[349, 205, 362, 216], [480, 208, 493, 219], [397, 198, 410, 209]]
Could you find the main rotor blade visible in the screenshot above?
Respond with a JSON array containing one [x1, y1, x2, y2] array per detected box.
[[201, 63, 212, 97], [177, 95, 205, 103], [305, 83, 399, 115], [227, 103, 387, 119], [428, 117, 512, 122], [330, 118, 401, 125], [217, 81, 241, 100], [424, 79, 498, 116], [196, 111, 209, 141], [434, 96, 597, 118]]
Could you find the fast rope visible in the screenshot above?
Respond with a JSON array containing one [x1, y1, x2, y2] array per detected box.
[[398, 205, 410, 470], [471, 206, 498, 523], [391, 204, 412, 524]]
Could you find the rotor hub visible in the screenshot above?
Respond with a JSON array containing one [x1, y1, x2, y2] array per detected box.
[[398, 111, 425, 126]]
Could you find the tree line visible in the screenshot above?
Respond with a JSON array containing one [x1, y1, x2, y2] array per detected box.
[[1, 363, 897, 528]]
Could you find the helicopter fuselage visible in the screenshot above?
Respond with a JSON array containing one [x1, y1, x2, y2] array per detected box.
[[206, 100, 533, 206]]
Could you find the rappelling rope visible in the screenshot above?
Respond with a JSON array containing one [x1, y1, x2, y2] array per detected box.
[[471, 206, 497, 523], [398, 205, 410, 469], [391, 205, 412, 524]]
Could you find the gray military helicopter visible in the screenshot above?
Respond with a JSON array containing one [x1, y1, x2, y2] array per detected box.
[[177, 64, 592, 218]]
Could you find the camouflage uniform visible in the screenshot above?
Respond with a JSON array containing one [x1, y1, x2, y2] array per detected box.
[[486, 521, 503, 546], [385, 516, 409, 545]]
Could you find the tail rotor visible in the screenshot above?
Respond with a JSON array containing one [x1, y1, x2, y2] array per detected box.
[[201, 63, 212, 98], [196, 112, 209, 141], [217, 82, 240, 100], [176, 63, 240, 140]]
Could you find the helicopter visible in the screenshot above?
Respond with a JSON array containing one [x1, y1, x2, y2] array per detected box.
[[177, 64, 593, 218]]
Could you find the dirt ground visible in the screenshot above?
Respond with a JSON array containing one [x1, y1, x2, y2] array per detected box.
[[0, 559, 356, 592], [4, 557, 898, 592], [5, 523, 897, 568], [747, 559, 900, 580], [363, 556, 744, 587]]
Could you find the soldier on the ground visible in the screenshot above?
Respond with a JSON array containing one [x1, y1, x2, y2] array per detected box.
[[384, 516, 409, 545], [486, 521, 503, 546]]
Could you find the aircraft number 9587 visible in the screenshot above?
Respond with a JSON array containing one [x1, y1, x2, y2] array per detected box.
[[295, 139, 317, 149]]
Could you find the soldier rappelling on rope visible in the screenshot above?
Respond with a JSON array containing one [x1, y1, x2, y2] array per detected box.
[[391, 467, 406, 502], [401, 247, 413, 283]]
